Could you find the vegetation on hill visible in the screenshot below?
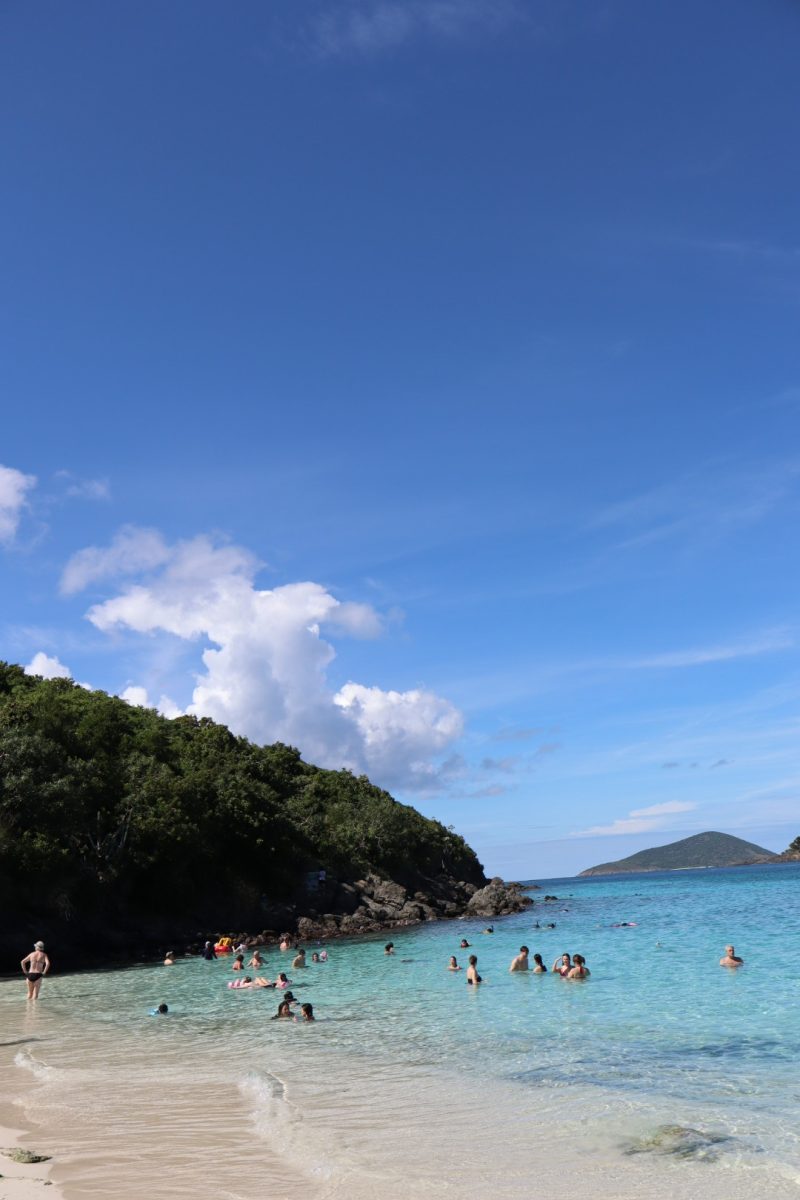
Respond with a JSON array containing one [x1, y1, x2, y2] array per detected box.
[[0, 663, 484, 928], [580, 830, 777, 876]]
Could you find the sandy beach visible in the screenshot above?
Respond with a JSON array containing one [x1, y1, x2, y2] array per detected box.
[[0, 1123, 62, 1200]]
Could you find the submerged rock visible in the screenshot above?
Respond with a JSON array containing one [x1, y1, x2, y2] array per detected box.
[[623, 1124, 730, 1161]]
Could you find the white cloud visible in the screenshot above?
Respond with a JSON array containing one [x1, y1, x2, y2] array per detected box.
[[81, 531, 462, 789], [0, 464, 37, 544], [571, 800, 696, 838], [628, 631, 793, 669], [120, 685, 182, 719], [24, 651, 71, 680], [310, 0, 523, 57], [60, 525, 172, 595], [66, 477, 111, 501]]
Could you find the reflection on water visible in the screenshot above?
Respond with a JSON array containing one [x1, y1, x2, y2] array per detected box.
[[1, 864, 799, 1199]]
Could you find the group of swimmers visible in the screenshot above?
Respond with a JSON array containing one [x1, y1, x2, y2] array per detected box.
[[443, 945, 590, 984]]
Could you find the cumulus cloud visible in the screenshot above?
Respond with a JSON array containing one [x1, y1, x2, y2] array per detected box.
[[61, 525, 172, 595], [24, 651, 72, 680], [80, 531, 462, 789], [0, 464, 37, 544], [571, 800, 696, 838], [120, 685, 182, 719]]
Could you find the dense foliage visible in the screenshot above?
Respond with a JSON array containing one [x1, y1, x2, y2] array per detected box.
[[0, 663, 483, 924]]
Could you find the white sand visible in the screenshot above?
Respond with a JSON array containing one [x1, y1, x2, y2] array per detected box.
[[0, 1123, 63, 1200]]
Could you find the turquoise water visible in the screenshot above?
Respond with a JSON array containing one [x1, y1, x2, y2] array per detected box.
[[2, 863, 799, 1198]]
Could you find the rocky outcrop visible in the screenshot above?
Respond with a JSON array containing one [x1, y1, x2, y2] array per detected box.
[[263, 872, 534, 941]]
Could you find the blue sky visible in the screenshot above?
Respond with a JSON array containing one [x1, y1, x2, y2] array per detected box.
[[2, 0, 799, 876]]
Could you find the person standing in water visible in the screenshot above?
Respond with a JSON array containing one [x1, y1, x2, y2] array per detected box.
[[291, 948, 306, 970], [720, 944, 744, 967], [21, 942, 50, 1000], [466, 955, 482, 986], [509, 946, 530, 972]]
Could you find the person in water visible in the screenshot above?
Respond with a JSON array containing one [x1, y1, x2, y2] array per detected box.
[[163, 950, 176, 966], [202, 941, 216, 960], [21, 942, 50, 1001], [275, 973, 292, 989], [384, 943, 395, 955], [448, 956, 462, 971], [531, 953, 547, 973], [482, 926, 494, 935], [232, 954, 245, 971], [567, 954, 590, 979], [299, 1003, 315, 1022], [552, 953, 572, 976], [150, 1003, 169, 1015], [291, 948, 306, 969], [720, 944, 744, 967], [466, 955, 482, 985], [509, 945, 530, 973], [311, 952, 320, 963], [228, 975, 254, 989], [279, 936, 291, 951], [319, 949, 328, 961], [272, 1000, 293, 1020], [248, 949, 264, 968]]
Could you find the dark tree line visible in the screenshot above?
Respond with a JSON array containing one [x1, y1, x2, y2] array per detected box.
[[0, 663, 484, 925]]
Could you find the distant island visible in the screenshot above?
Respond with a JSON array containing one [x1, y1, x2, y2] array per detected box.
[[580, 830, 779, 876], [0, 662, 530, 971]]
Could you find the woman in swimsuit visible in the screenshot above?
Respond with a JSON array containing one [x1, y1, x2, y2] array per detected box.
[[299, 1003, 315, 1022], [466, 955, 482, 986], [21, 942, 50, 1001], [272, 1000, 293, 1020], [448, 956, 462, 971], [566, 954, 590, 979], [552, 953, 572, 976], [531, 953, 547, 973], [275, 973, 291, 989]]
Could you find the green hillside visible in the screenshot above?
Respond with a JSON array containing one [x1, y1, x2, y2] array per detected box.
[[580, 830, 778, 876], [0, 663, 484, 929]]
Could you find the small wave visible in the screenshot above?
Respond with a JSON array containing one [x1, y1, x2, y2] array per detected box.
[[239, 1070, 339, 1183], [14, 1048, 57, 1082]]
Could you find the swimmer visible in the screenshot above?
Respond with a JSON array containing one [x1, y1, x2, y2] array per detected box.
[[460, 939, 471, 949], [720, 944, 744, 968], [531, 953, 547, 973], [275, 973, 292, 989], [21, 942, 49, 1001], [163, 950, 176, 966], [150, 1003, 169, 1015], [466, 955, 483, 986], [448, 956, 462, 971], [279, 937, 290, 952], [552, 953, 571, 976], [566, 954, 590, 979], [311, 952, 320, 963], [291, 949, 306, 970], [248, 950, 264, 968], [232, 954, 245, 971], [384, 943, 395, 955], [482, 926, 494, 935], [272, 1000, 293, 1020], [298, 1003, 315, 1022], [509, 945, 530, 973], [201, 941, 216, 960], [228, 975, 254, 989], [319, 950, 328, 961]]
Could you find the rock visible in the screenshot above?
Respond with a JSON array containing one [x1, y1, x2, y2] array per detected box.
[[3, 1149, 52, 1164], [464, 877, 533, 917], [624, 1125, 730, 1161]]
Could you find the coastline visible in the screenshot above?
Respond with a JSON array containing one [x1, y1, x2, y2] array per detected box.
[[0, 1120, 63, 1200]]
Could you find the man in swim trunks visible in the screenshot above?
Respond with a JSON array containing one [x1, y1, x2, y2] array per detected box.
[[719, 944, 744, 967], [509, 945, 530, 972], [21, 941, 50, 1000]]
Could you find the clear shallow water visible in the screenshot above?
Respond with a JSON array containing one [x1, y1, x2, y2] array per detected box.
[[1, 863, 799, 1199]]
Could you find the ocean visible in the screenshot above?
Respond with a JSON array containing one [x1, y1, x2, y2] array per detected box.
[[1, 862, 799, 1198]]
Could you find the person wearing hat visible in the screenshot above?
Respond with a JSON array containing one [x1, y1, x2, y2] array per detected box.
[[21, 941, 50, 1001]]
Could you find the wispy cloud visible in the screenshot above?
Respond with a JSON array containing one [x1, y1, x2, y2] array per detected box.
[[308, 0, 525, 58], [571, 800, 696, 839], [589, 459, 800, 554], [686, 236, 800, 268], [0, 464, 37, 545], [626, 629, 793, 670]]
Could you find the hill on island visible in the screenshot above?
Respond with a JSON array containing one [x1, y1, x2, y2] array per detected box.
[[0, 662, 515, 967], [580, 830, 778, 876]]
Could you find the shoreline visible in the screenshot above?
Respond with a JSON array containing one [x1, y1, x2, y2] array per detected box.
[[0, 1119, 64, 1200]]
